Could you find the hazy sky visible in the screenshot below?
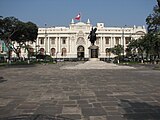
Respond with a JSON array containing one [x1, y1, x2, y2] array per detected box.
[[0, 0, 157, 27]]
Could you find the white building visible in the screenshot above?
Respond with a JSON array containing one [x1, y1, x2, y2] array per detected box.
[[17, 19, 147, 60]]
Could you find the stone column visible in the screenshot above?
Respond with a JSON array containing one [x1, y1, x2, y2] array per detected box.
[[45, 36, 48, 53], [47, 37, 50, 54], [100, 36, 103, 52]]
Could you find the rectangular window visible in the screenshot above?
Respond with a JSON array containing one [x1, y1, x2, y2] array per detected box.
[[62, 37, 67, 44], [50, 37, 56, 44], [125, 37, 131, 44], [105, 37, 110, 44], [115, 37, 120, 45], [39, 38, 44, 44]]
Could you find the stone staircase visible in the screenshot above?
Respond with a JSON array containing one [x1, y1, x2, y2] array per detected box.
[[61, 61, 135, 69]]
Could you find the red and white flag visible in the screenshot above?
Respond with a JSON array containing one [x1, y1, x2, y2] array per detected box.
[[75, 13, 81, 20]]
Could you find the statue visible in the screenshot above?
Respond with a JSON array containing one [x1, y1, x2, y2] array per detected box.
[[88, 28, 97, 45], [157, 0, 160, 8]]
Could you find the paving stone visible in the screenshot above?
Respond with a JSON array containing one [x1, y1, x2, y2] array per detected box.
[[69, 96, 81, 100], [104, 106, 118, 112], [0, 98, 13, 106], [101, 102, 119, 107], [79, 104, 93, 108], [80, 96, 95, 100], [123, 113, 153, 120], [16, 103, 38, 110], [82, 108, 106, 116], [0, 108, 12, 117], [35, 106, 62, 115], [92, 103, 102, 107], [89, 116, 107, 120], [60, 114, 81, 119], [97, 96, 118, 101], [58, 100, 76, 105], [62, 107, 81, 114], [39, 102, 57, 107], [106, 111, 122, 116], [106, 115, 124, 120], [77, 100, 89, 104]]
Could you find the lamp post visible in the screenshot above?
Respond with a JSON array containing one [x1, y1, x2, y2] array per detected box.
[[45, 24, 48, 55], [44, 24, 47, 64], [122, 25, 126, 61]]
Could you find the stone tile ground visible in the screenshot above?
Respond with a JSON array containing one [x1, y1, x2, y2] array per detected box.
[[0, 62, 160, 120]]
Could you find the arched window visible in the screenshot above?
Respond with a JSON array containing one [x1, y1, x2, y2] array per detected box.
[[61, 48, 67, 56], [39, 38, 44, 44], [40, 48, 45, 55], [51, 48, 56, 56], [105, 48, 111, 56]]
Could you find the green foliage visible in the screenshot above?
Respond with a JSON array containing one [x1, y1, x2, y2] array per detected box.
[[0, 16, 38, 59], [127, 33, 160, 61], [0, 17, 19, 41], [146, 1, 160, 33], [111, 44, 124, 57], [145, 1, 160, 60], [127, 1, 160, 63]]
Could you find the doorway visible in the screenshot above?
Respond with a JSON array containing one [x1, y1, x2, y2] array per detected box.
[[77, 45, 85, 60]]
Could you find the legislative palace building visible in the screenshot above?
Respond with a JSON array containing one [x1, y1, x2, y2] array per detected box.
[[18, 19, 147, 60]]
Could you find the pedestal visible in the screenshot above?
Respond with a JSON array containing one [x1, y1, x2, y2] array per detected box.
[[88, 45, 99, 61]]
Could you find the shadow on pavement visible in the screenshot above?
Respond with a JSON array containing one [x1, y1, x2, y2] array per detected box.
[[2, 64, 37, 69], [0, 76, 7, 83], [119, 99, 160, 120], [0, 114, 74, 120]]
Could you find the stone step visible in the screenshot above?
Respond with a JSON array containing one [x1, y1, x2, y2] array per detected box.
[[61, 61, 136, 70]]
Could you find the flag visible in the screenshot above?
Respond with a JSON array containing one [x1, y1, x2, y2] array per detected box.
[[75, 13, 81, 20]]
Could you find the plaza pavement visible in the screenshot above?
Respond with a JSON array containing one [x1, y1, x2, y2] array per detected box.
[[0, 61, 160, 120]]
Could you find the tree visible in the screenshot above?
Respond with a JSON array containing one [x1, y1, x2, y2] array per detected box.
[[145, 1, 160, 62], [10, 21, 38, 59], [0, 17, 20, 60], [157, 0, 160, 8], [111, 44, 124, 63], [0, 16, 38, 60], [146, 7, 160, 33], [126, 1, 160, 63], [128, 33, 160, 63]]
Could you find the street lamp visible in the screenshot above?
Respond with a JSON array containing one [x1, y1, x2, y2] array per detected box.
[[122, 25, 127, 60], [44, 24, 47, 64]]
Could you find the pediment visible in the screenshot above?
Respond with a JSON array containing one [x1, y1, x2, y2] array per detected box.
[[75, 22, 86, 26]]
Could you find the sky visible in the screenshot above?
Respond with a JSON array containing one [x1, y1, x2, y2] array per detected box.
[[0, 0, 157, 27]]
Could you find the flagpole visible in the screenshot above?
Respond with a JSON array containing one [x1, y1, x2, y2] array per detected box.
[[80, 12, 81, 22]]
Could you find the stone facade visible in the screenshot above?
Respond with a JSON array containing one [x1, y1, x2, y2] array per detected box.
[[13, 19, 147, 60]]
